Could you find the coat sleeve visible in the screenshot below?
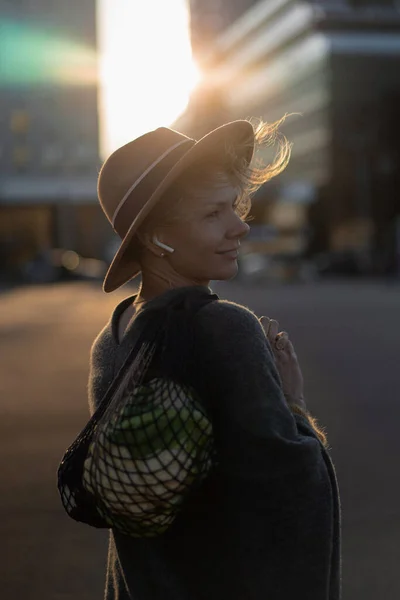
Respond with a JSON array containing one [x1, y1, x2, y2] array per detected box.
[[193, 299, 329, 484], [191, 300, 342, 600]]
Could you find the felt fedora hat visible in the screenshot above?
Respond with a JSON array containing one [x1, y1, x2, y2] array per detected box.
[[98, 120, 255, 293]]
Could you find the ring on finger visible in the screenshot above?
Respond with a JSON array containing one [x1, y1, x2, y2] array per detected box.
[[275, 332, 289, 351], [275, 343, 286, 351], [275, 340, 286, 351]]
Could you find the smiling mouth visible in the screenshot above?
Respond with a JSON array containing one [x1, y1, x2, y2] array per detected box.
[[219, 249, 239, 258]]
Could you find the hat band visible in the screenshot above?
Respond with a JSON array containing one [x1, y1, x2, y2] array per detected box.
[[112, 138, 195, 237]]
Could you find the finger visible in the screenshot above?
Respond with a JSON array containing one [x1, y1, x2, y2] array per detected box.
[[259, 317, 281, 349], [277, 338, 296, 359], [259, 316, 274, 337], [267, 319, 279, 343], [275, 331, 289, 351], [286, 339, 297, 357]]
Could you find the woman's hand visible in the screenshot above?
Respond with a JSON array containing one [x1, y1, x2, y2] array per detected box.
[[259, 316, 306, 411]]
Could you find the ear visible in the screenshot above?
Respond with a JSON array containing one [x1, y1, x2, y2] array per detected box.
[[137, 230, 161, 257]]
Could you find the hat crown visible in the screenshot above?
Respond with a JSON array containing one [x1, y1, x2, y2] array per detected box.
[[98, 127, 194, 226]]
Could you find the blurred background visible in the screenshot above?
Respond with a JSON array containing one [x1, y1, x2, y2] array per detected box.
[[0, 1, 399, 599], [1, 0, 400, 285]]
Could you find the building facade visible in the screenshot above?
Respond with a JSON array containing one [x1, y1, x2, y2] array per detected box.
[[189, 0, 259, 56], [0, 0, 110, 281], [178, 0, 400, 276]]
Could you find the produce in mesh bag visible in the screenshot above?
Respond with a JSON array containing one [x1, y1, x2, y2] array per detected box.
[[82, 377, 214, 536]]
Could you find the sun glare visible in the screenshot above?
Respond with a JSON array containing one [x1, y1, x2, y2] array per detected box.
[[97, 0, 200, 157]]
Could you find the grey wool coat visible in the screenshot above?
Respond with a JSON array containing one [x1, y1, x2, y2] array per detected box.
[[88, 285, 342, 600]]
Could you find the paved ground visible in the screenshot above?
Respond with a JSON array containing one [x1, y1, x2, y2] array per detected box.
[[1, 279, 399, 599]]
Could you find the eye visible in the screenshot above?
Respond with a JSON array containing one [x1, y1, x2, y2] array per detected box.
[[207, 210, 219, 218]]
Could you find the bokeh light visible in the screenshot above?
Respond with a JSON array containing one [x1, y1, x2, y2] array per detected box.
[[0, 19, 97, 86], [97, 0, 201, 157]]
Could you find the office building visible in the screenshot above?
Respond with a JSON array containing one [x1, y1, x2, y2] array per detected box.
[[0, 0, 109, 280], [178, 0, 400, 275]]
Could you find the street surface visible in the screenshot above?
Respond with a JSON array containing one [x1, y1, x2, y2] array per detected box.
[[1, 279, 399, 599]]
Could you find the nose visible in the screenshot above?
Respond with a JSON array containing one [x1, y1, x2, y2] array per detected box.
[[239, 220, 250, 238], [229, 213, 250, 241]]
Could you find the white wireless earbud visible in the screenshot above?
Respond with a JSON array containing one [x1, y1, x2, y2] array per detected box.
[[152, 235, 175, 253]]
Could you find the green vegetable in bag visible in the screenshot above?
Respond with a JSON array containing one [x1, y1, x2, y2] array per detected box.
[[82, 377, 214, 536]]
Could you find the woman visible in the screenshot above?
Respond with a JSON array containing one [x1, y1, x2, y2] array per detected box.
[[88, 119, 342, 599]]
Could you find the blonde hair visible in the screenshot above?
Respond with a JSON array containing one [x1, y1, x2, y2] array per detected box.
[[133, 116, 292, 256]]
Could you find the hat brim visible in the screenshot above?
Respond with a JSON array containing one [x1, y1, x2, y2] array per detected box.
[[103, 120, 255, 293]]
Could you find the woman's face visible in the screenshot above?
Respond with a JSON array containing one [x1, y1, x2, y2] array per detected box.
[[157, 181, 250, 283]]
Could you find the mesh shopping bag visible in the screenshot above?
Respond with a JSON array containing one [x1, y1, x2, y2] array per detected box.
[[57, 290, 218, 537], [82, 374, 214, 536]]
